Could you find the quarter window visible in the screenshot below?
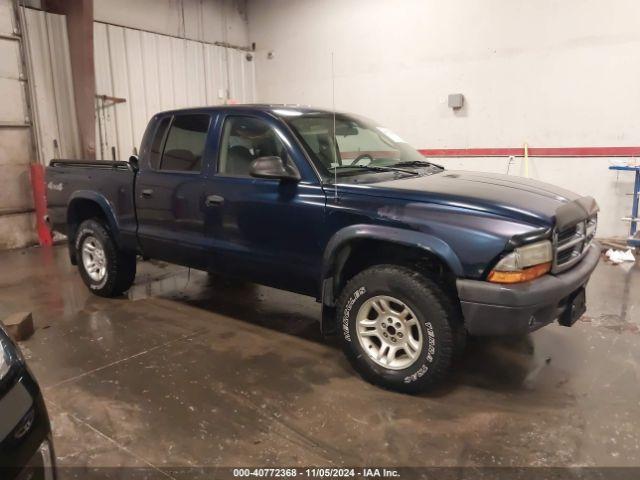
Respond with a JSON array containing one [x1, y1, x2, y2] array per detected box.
[[160, 114, 211, 172]]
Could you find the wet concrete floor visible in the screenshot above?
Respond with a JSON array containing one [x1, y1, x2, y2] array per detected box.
[[0, 245, 639, 474]]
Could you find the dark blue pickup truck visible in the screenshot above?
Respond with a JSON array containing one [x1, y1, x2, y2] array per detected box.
[[46, 105, 600, 392]]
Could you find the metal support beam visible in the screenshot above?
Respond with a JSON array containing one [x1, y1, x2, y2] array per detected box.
[[0, 33, 20, 41]]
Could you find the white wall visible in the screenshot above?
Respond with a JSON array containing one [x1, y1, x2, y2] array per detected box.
[[247, 0, 640, 237], [95, 0, 249, 47], [94, 21, 255, 160], [91, 0, 254, 160]]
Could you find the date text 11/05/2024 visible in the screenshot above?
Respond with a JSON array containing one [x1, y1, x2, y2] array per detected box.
[[232, 468, 400, 478]]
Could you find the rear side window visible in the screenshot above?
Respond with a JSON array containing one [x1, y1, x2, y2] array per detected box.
[[160, 114, 211, 172], [148, 117, 170, 169]]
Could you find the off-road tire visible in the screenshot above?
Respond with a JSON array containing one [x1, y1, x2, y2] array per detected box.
[[336, 265, 457, 393], [75, 219, 136, 297]]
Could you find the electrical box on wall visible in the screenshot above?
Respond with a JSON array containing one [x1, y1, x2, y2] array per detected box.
[[448, 93, 464, 109]]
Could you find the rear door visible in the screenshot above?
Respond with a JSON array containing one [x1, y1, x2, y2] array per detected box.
[[201, 112, 326, 295], [135, 112, 215, 268]]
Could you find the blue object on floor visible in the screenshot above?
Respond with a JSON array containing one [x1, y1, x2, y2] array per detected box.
[[609, 164, 640, 247]]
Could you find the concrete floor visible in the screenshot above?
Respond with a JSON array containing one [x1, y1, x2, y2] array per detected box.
[[1, 245, 639, 475]]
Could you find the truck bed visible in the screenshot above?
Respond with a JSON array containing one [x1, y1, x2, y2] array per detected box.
[[46, 159, 137, 241]]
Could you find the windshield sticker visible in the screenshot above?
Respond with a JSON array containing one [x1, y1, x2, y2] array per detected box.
[[377, 127, 405, 144]]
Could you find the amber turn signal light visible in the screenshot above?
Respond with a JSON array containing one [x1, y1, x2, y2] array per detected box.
[[487, 262, 552, 284]]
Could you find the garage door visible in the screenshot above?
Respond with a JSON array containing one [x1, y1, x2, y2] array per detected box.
[[94, 22, 256, 161], [0, 0, 37, 249]]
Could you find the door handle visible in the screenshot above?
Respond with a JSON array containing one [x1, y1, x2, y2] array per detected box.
[[141, 188, 153, 198], [205, 194, 224, 207]]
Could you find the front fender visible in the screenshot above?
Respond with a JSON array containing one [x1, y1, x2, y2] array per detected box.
[[318, 224, 463, 336], [322, 224, 463, 280], [321, 224, 463, 303]]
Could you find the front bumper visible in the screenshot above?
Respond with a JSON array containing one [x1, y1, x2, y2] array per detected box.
[[457, 241, 601, 336]]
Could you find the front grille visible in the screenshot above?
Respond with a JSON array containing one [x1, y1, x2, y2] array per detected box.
[[553, 216, 597, 273], [557, 227, 577, 244], [557, 248, 574, 264]]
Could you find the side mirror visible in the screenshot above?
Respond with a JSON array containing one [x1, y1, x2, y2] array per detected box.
[[129, 155, 139, 171], [249, 156, 301, 181]]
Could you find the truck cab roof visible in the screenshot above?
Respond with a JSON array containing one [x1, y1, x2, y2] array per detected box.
[[154, 104, 340, 118]]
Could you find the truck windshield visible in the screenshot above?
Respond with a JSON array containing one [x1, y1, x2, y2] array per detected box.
[[283, 112, 442, 181]]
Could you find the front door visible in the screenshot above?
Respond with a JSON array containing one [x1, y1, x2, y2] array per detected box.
[[202, 113, 326, 295]]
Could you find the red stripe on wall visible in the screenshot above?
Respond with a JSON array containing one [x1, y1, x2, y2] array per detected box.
[[419, 146, 640, 157]]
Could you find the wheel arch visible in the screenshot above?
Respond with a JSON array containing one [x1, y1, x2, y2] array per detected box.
[[319, 225, 463, 335], [66, 191, 121, 264]]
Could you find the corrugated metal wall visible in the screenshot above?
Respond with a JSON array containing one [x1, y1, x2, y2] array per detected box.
[[23, 7, 80, 164], [0, 0, 37, 249], [22, 12, 256, 164], [94, 22, 256, 160]]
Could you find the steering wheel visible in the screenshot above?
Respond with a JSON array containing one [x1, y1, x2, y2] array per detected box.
[[352, 153, 374, 166]]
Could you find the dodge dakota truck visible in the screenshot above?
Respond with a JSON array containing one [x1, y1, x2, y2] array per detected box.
[[46, 105, 599, 392]]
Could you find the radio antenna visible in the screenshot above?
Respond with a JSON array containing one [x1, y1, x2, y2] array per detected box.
[[331, 52, 337, 201]]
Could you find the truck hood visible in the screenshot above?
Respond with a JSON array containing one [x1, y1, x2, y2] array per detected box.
[[354, 170, 591, 227]]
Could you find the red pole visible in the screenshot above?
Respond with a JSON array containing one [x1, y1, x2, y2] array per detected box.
[[29, 164, 53, 246]]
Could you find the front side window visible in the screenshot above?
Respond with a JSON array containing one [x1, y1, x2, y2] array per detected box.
[[148, 117, 170, 169], [284, 113, 440, 182], [218, 116, 286, 177], [160, 114, 211, 172]]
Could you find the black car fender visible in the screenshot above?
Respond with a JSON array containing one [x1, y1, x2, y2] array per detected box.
[[318, 224, 463, 335], [66, 190, 122, 264]]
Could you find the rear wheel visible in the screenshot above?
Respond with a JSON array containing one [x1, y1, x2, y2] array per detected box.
[[75, 219, 136, 297], [336, 265, 456, 393]]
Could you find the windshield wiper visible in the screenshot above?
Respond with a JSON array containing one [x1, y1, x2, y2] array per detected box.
[[393, 160, 444, 169], [330, 164, 420, 176]]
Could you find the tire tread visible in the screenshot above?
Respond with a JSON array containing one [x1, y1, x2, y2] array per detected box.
[[337, 264, 458, 393], [76, 219, 136, 297]]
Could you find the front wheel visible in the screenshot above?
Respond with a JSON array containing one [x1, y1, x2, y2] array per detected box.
[[75, 219, 136, 297], [336, 265, 456, 393]]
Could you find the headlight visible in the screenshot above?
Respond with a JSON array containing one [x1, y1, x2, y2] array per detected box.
[[488, 240, 553, 284]]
